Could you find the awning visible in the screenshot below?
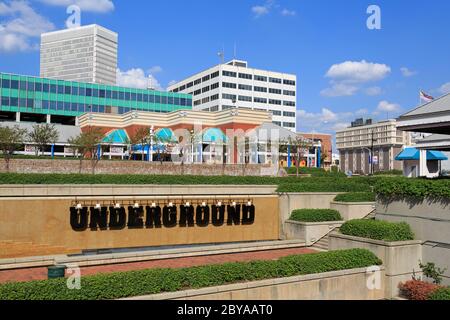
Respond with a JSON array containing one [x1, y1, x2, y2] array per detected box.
[[395, 148, 448, 161]]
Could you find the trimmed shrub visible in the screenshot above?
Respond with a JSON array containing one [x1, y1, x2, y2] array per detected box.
[[428, 287, 450, 300], [373, 170, 403, 176], [340, 219, 414, 242], [333, 192, 376, 203], [398, 280, 440, 300], [285, 167, 346, 177], [375, 177, 450, 200], [0, 249, 381, 300], [289, 209, 342, 222], [277, 177, 375, 193]]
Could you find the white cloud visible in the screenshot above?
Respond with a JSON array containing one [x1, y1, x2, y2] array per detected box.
[[251, 0, 275, 18], [148, 66, 163, 74], [281, 8, 296, 16], [38, 0, 114, 13], [438, 82, 450, 95], [325, 60, 391, 83], [322, 60, 391, 97], [400, 67, 417, 77], [375, 100, 401, 114], [116, 68, 162, 91], [321, 82, 358, 97], [365, 86, 382, 96], [0, 0, 55, 53]]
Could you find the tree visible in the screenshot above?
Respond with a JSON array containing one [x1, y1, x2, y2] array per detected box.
[[130, 127, 150, 161], [68, 127, 105, 174], [281, 135, 312, 177], [0, 125, 28, 172], [28, 123, 59, 157]]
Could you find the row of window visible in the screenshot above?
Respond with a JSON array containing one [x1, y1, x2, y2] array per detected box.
[[270, 111, 296, 118], [222, 71, 296, 86], [190, 82, 296, 97], [0, 78, 191, 106], [171, 70, 296, 92], [1, 96, 187, 113]]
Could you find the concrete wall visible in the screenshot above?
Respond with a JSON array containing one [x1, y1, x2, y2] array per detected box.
[[126, 267, 386, 300], [284, 220, 343, 245], [278, 193, 342, 239], [0, 185, 280, 256], [329, 233, 423, 298], [330, 202, 375, 221], [377, 197, 450, 285], [1, 159, 275, 176]]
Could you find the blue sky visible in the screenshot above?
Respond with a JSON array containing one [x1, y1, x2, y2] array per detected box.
[[1, 0, 449, 136]]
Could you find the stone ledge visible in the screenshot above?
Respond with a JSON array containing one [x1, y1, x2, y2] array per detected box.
[[329, 232, 423, 247], [121, 267, 385, 300]]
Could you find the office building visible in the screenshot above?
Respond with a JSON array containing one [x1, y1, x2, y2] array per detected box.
[[336, 118, 412, 174], [168, 59, 298, 132], [40, 25, 118, 85], [0, 72, 192, 126]]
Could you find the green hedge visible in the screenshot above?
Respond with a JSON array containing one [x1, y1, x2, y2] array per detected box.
[[428, 287, 450, 300], [334, 192, 376, 203], [373, 170, 403, 176], [277, 177, 375, 193], [340, 219, 414, 242], [285, 167, 346, 177], [0, 249, 381, 300], [290, 209, 342, 222], [375, 177, 450, 200]]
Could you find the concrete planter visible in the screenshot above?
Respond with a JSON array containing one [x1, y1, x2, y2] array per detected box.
[[124, 267, 386, 300], [329, 232, 423, 298], [330, 202, 375, 221], [285, 220, 344, 246], [376, 196, 450, 285]]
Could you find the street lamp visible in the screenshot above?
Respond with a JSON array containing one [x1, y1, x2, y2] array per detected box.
[[149, 126, 154, 162], [190, 129, 195, 164], [370, 130, 378, 175]]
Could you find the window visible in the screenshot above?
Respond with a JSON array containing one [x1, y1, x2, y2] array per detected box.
[[65, 86, 71, 95], [202, 75, 210, 82], [238, 84, 252, 91], [35, 83, 42, 92], [194, 99, 202, 106], [79, 87, 86, 96], [194, 89, 201, 96], [239, 73, 252, 80], [202, 97, 210, 104], [238, 95, 252, 102], [283, 101, 296, 107], [112, 91, 118, 99], [1, 96, 9, 106], [19, 81, 27, 91], [211, 71, 220, 78], [211, 82, 219, 90], [210, 94, 219, 101], [194, 79, 202, 86], [283, 79, 296, 86], [210, 105, 219, 112], [273, 121, 282, 126], [283, 111, 296, 117], [72, 86, 79, 96], [10, 80, 19, 89], [99, 89, 106, 98], [131, 92, 137, 101], [57, 85, 64, 94], [222, 71, 237, 77], [269, 77, 282, 84], [86, 88, 92, 96], [254, 97, 267, 104], [222, 82, 237, 89], [254, 86, 267, 93], [1, 79, 10, 89], [187, 82, 193, 88], [255, 75, 267, 82], [202, 86, 210, 93], [269, 88, 281, 95], [269, 99, 281, 105], [222, 93, 237, 101], [179, 85, 186, 91], [283, 122, 296, 128], [271, 110, 282, 116], [10, 97, 18, 107], [283, 90, 296, 96]]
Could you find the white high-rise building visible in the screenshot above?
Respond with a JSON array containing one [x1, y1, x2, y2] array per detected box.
[[167, 59, 298, 132], [40, 24, 118, 85]]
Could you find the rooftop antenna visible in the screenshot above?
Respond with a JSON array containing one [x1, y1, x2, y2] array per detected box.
[[217, 50, 224, 65], [233, 42, 237, 60]]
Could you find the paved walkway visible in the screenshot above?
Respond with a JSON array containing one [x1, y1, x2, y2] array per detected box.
[[0, 247, 316, 284]]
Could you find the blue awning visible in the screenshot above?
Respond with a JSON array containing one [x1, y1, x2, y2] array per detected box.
[[395, 148, 448, 161]]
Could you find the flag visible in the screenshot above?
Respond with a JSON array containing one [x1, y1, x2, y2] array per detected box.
[[420, 91, 434, 103]]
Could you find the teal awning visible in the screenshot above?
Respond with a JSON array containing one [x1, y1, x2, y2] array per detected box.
[[156, 128, 177, 142], [201, 128, 228, 143], [396, 148, 448, 161], [102, 129, 129, 144]]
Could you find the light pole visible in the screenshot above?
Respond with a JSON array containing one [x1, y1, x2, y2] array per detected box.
[[370, 130, 378, 175], [149, 125, 154, 162], [190, 129, 195, 164]]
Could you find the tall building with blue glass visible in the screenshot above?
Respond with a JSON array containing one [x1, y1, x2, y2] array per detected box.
[[0, 72, 192, 125]]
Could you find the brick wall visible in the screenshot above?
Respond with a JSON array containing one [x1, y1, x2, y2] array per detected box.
[[1, 159, 275, 176]]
